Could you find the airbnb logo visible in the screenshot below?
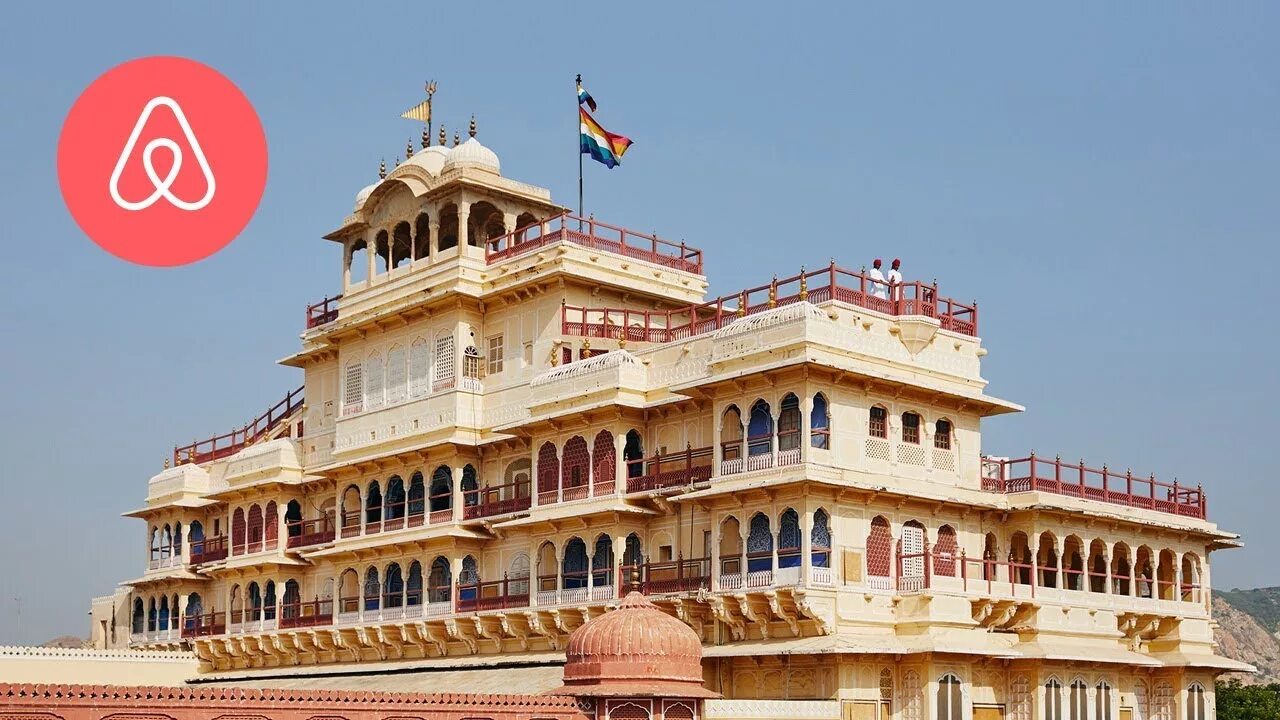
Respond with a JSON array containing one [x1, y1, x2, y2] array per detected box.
[[58, 57, 267, 266], [110, 97, 216, 212]]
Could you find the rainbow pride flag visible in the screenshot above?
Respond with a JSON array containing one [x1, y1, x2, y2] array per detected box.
[[580, 107, 632, 169]]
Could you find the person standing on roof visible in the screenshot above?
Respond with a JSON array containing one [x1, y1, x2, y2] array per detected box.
[[886, 258, 903, 303], [869, 258, 888, 300]]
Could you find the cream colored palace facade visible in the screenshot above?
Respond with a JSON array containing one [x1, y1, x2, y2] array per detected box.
[[99, 120, 1249, 720]]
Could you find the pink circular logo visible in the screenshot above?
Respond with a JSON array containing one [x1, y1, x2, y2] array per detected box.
[[57, 56, 268, 266]]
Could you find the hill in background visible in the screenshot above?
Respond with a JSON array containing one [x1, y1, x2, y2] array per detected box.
[[1216, 587, 1280, 684]]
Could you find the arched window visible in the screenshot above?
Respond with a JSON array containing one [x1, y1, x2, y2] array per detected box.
[[132, 598, 144, 634], [1088, 539, 1109, 593], [564, 537, 589, 589], [385, 475, 406, 520], [508, 553, 530, 596], [869, 406, 888, 439], [777, 509, 801, 569], [262, 582, 275, 621], [158, 596, 170, 630], [1038, 532, 1059, 588], [341, 485, 362, 533], [879, 668, 894, 717], [747, 512, 774, 573], [461, 465, 478, 507], [374, 229, 389, 274], [721, 405, 744, 462], [623, 533, 644, 569], [1009, 675, 1031, 720], [1096, 680, 1113, 720], [231, 508, 246, 555], [1069, 679, 1088, 720], [624, 430, 644, 479], [747, 400, 773, 456], [1185, 683, 1206, 720], [459, 555, 479, 602], [428, 556, 452, 603], [1135, 546, 1155, 599], [246, 504, 264, 551], [1063, 536, 1085, 591], [430, 466, 452, 512], [933, 525, 957, 577], [365, 352, 385, 410], [338, 569, 359, 613], [505, 458, 532, 499], [537, 442, 560, 502], [343, 359, 364, 415], [409, 338, 431, 398], [592, 534, 614, 587], [248, 582, 262, 620], [866, 516, 892, 586], [936, 674, 963, 720], [186, 592, 203, 622], [811, 393, 830, 448], [172, 522, 183, 559], [901, 412, 921, 444], [1154, 681, 1173, 720], [433, 330, 455, 391], [188, 521, 204, 555], [933, 419, 952, 450], [364, 566, 381, 611], [413, 212, 431, 261], [811, 509, 831, 568], [537, 541, 559, 593], [160, 525, 172, 559], [386, 344, 407, 404], [1044, 678, 1063, 720], [1157, 549, 1177, 601], [563, 436, 590, 495], [593, 430, 616, 494], [1133, 680, 1149, 720], [720, 516, 743, 582], [282, 580, 301, 621], [1181, 554, 1202, 602], [366, 481, 383, 526], [900, 521, 927, 590], [408, 472, 426, 518], [778, 394, 801, 451], [902, 669, 922, 720], [384, 562, 404, 608], [1009, 532, 1032, 585]]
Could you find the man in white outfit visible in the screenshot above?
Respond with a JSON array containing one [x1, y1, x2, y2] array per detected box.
[[869, 258, 888, 300], [887, 258, 903, 302]]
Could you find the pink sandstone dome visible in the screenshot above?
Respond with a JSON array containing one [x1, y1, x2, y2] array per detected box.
[[554, 591, 718, 698]]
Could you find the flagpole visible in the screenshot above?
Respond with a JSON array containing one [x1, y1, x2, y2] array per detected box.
[[576, 73, 584, 228]]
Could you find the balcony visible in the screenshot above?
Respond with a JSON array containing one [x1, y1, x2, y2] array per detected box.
[[173, 386, 303, 465], [181, 611, 225, 638], [562, 262, 978, 344], [305, 294, 341, 329], [982, 453, 1207, 520], [189, 536, 229, 565], [484, 212, 704, 275], [464, 480, 533, 520], [286, 517, 336, 549], [279, 599, 334, 629], [719, 444, 803, 476], [625, 445, 715, 493], [147, 554, 179, 571]]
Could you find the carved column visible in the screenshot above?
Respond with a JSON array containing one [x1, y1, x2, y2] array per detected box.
[[366, 229, 377, 284], [614, 431, 626, 493], [452, 466, 464, 523], [800, 395, 813, 464], [342, 239, 352, 292], [801, 506, 814, 583], [457, 201, 471, 249], [428, 220, 440, 263]]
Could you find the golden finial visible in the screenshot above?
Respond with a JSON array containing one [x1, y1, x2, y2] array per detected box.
[[768, 276, 778, 308], [378, 158, 386, 179], [469, 115, 477, 138], [549, 348, 559, 367], [799, 267, 808, 301], [582, 337, 591, 353], [617, 326, 627, 349], [439, 124, 447, 147], [407, 138, 414, 159], [163, 457, 170, 470], [453, 132, 460, 147], [422, 124, 430, 149], [426, 79, 438, 98], [737, 290, 747, 318]]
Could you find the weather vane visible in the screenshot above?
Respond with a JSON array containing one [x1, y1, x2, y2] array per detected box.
[[402, 80, 438, 148]]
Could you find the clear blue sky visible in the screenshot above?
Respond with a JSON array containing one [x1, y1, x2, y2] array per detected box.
[[0, 3, 1276, 644]]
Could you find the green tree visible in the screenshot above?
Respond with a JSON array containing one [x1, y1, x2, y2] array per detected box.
[[1216, 679, 1280, 720]]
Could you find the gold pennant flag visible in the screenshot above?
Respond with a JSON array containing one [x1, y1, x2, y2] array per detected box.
[[401, 99, 432, 122]]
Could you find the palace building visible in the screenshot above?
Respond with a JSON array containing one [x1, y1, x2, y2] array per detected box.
[[100, 114, 1249, 720]]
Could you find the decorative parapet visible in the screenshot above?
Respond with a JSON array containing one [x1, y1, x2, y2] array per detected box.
[[145, 463, 213, 504], [222, 438, 303, 485], [0, 646, 194, 661], [531, 350, 644, 387], [704, 700, 840, 720], [528, 350, 647, 408]]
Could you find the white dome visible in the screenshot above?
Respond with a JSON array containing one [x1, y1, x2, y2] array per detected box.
[[442, 137, 500, 174], [405, 145, 450, 175], [354, 181, 379, 211]]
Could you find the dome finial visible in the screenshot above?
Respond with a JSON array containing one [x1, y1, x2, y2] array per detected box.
[[439, 124, 447, 148], [469, 114, 477, 138], [422, 124, 430, 149], [378, 158, 386, 179], [453, 131, 460, 147], [407, 138, 414, 159]]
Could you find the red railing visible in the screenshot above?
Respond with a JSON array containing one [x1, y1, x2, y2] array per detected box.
[[278, 599, 334, 629], [189, 536, 228, 565], [484, 212, 704, 274], [981, 453, 1206, 520], [620, 556, 712, 595], [455, 576, 531, 613], [562, 261, 978, 344], [625, 445, 714, 493], [181, 611, 225, 638], [173, 385, 304, 465], [286, 517, 336, 549], [306, 294, 341, 329]]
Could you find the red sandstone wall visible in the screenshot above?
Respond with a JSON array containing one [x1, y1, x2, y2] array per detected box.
[[0, 684, 594, 720]]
